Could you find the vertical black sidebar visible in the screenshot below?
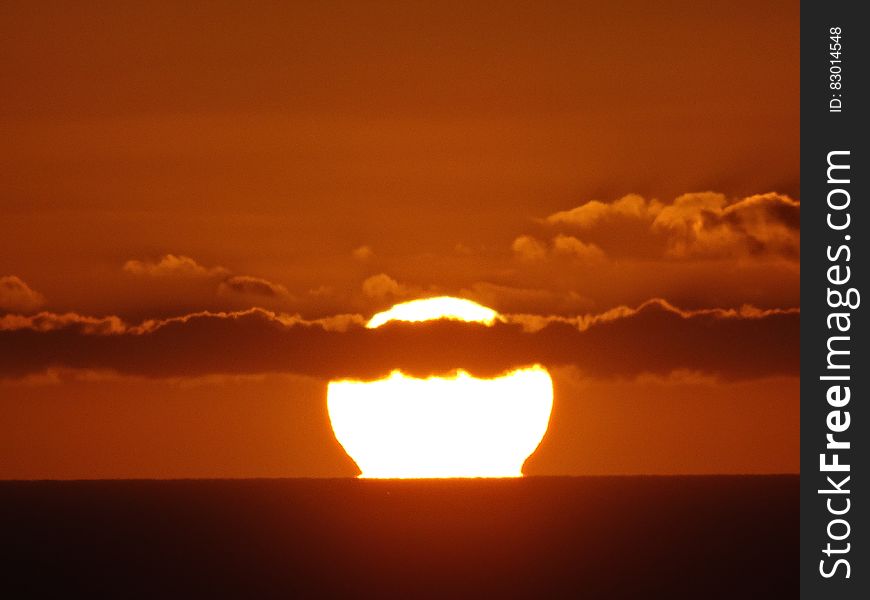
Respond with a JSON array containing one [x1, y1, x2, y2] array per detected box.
[[801, 1, 866, 598]]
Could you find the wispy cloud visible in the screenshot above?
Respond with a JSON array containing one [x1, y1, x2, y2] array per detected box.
[[0, 275, 45, 313], [122, 254, 229, 278]]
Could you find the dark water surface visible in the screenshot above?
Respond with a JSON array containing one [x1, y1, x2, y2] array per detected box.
[[2, 476, 797, 598]]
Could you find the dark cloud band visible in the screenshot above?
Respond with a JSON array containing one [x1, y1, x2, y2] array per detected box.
[[0, 300, 798, 382]]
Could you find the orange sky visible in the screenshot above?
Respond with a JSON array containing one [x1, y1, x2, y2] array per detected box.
[[0, 0, 799, 478]]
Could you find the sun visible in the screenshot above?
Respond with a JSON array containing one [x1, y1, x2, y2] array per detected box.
[[366, 296, 500, 329], [327, 297, 553, 478]]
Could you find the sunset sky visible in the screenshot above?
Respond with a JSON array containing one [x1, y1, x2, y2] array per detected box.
[[1, 1, 799, 479]]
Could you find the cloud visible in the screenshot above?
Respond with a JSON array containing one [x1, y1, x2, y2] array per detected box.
[[502, 297, 800, 332], [124, 253, 292, 305], [0, 308, 363, 335], [0, 312, 126, 334], [0, 275, 45, 313], [0, 366, 281, 388], [122, 254, 228, 278], [536, 192, 799, 260], [546, 193, 655, 228], [352, 245, 374, 261], [512, 234, 604, 263], [652, 193, 800, 259], [551, 235, 605, 261], [0, 300, 798, 383], [218, 275, 290, 299], [130, 308, 365, 335], [362, 273, 407, 299], [511, 235, 548, 262]]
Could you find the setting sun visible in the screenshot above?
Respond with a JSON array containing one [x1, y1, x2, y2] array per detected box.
[[328, 297, 553, 478], [366, 296, 500, 328]]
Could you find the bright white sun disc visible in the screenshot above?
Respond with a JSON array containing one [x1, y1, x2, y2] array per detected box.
[[328, 366, 553, 478], [328, 297, 553, 478]]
